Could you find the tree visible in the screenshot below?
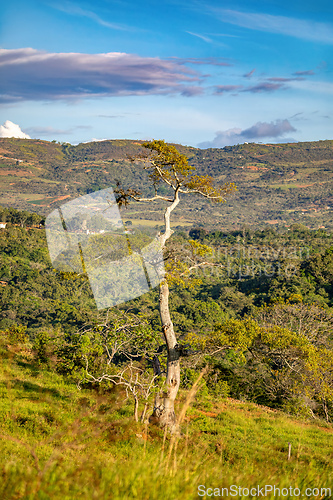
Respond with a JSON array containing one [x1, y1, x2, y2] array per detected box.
[[116, 140, 236, 430], [254, 300, 333, 349], [190, 316, 333, 421], [77, 310, 162, 422]]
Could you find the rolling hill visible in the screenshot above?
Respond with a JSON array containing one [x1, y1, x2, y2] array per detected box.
[[0, 138, 332, 231]]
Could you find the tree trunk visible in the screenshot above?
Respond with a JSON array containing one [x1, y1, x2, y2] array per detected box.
[[134, 395, 139, 422], [140, 402, 148, 423], [150, 279, 180, 431]]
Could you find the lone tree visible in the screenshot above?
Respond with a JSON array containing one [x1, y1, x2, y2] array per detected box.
[[115, 140, 236, 430]]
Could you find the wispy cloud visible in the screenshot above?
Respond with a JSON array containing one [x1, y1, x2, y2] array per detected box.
[[288, 79, 333, 95], [0, 48, 202, 103], [181, 86, 204, 96], [24, 126, 72, 136], [98, 112, 140, 118], [213, 80, 291, 96], [51, 1, 133, 31], [209, 33, 240, 38], [293, 70, 315, 76], [268, 77, 303, 82], [198, 119, 296, 148], [172, 57, 232, 67], [289, 112, 304, 120], [97, 114, 124, 119], [186, 31, 212, 43], [24, 125, 92, 136], [213, 8, 333, 44], [243, 82, 287, 93], [243, 68, 256, 78], [214, 85, 243, 94]]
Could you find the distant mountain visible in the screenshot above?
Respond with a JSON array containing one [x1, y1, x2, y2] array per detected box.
[[0, 138, 332, 231]]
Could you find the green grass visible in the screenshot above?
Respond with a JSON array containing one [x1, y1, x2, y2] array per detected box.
[[26, 198, 53, 205], [1, 341, 333, 499]]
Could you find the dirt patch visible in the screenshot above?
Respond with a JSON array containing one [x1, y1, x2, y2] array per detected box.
[[49, 195, 71, 204], [264, 220, 287, 224], [0, 170, 35, 177]]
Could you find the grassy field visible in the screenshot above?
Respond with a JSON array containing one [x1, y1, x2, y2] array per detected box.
[[1, 335, 333, 499]]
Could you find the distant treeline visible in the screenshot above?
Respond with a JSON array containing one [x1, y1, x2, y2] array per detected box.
[[0, 205, 45, 227]]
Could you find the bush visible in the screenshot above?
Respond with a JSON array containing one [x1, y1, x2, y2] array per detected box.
[[2, 324, 28, 345], [33, 331, 56, 366]]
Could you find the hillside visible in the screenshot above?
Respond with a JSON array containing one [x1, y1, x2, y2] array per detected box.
[[1, 210, 333, 422], [0, 138, 332, 231], [1, 334, 333, 499]]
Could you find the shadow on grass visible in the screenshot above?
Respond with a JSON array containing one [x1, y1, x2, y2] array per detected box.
[[1, 379, 69, 401]]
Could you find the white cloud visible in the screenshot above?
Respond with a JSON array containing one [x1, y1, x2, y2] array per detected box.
[[0, 120, 31, 139]]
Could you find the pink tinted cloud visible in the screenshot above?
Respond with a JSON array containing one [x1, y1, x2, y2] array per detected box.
[[0, 48, 202, 102]]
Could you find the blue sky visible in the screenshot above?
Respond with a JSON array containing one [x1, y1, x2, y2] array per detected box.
[[0, 0, 332, 147]]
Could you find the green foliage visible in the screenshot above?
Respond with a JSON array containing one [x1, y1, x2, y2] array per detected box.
[[142, 139, 237, 200], [2, 324, 28, 345], [164, 238, 213, 289], [0, 224, 95, 331], [1, 214, 332, 339], [142, 139, 195, 184], [33, 330, 55, 365], [190, 311, 333, 419], [0, 205, 44, 227], [188, 317, 260, 355], [301, 247, 333, 302]]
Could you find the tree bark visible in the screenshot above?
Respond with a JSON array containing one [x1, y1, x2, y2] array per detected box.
[[150, 279, 180, 431]]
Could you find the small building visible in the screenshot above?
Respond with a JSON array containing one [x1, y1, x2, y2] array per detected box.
[[0, 223, 7, 229]]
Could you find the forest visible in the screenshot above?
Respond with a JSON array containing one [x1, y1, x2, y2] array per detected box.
[[1, 204, 333, 419]]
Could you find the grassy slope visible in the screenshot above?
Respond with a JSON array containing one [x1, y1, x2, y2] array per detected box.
[[0, 138, 332, 231], [1, 340, 333, 499]]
